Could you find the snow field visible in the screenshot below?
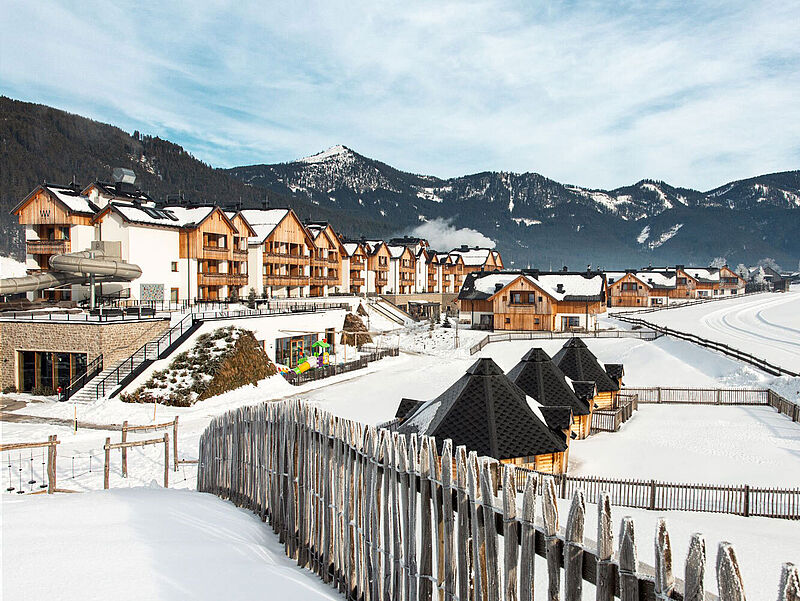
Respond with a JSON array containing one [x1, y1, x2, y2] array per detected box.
[[633, 289, 800, 373], [2, 487, 340, 601]]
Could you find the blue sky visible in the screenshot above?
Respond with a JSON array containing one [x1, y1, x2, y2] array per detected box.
[[1, 0, 798, 190]]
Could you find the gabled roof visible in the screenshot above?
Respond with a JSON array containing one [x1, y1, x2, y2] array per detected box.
[[83, 181, 152, 202], [397, 358, 567, 460], [342, 242, 366, 257], [225, 211, 257, 237], [552, 338, 620, 393], [100, 202, 234, 230], [682, 267, 719, 283], [449, 247, 494, 266], [571, 380, 598, 403], [13, 184, 99, 216], [458, 270, 606, 303], [605, 364, 624, 381], [238, 209, 291, 243], [507, 348, 591, 416], [538, 407, 573, 431]]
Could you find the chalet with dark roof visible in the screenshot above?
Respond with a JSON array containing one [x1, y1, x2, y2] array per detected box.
[[507, 347, 595, 440], [553, 338, 622, 410], [396, 358, 569, 474]]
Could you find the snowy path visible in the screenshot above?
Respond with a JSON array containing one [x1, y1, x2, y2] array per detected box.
[[635, 289, 800, 373]]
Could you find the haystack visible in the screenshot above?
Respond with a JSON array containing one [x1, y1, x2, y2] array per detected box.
[[357, 303, 369, 317], [341, 312, 373, 347]]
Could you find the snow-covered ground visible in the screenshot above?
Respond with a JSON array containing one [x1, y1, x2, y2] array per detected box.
[[2, 487, 339, 601], [622, 289, 800, 373], [3, 293, 800, 600], [0, 254, 27, 277]]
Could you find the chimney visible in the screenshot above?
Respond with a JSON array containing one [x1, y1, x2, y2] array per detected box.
[[556, 283, 565, 293], [562, 265, 568, 272], [494, 283, 504, 292], [460, 245, 468, 251]]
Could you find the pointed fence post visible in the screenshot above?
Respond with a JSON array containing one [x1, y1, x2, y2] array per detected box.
[[778, 563, 800, 601], [619, 517, 638, 601], [480, 459, 500, 601], [455, 446, 470, 601], [563, 490, 585, 601], [684, 533, 706, 601], [467, 452, 486, 601], [542, 476, 560, 601], [716, 542, 745, 601], [503, 464, 519, 601], [418, 436, 433, 601], [655, 518, 674, 600], [441, 440, 455, 601], [595, 492, 614, 601], [519, 474, 536, 601]]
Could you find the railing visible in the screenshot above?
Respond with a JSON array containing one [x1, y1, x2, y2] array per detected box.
[[94, 314, 197, 399], [0, 309, 164, 323], [59, 354, 103, 401], [198, 401, 800, 601], [264, 275, 308, 286], [281, 348, 399, 385], [469, 328, 661, 355], [623, 386, 800, 422], [26, 239, 70, 254], [613, 314, 799, 377], [613, 289, 766, 315], [590, 393, 638, 433], [201, 245, 229, 257]]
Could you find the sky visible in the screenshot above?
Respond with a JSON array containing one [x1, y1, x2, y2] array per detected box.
[[1, 0, 799, 190]]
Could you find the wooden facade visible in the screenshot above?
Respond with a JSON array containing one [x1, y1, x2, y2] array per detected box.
[[367, 243, 391, 294], [607, 272, 651, 307], [179, 208, 243, 300], [261, 210, 315, 293]]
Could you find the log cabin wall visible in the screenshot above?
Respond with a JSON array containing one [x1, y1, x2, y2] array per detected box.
[[608, 273, 650, 307], [491, 277, 555, 331]]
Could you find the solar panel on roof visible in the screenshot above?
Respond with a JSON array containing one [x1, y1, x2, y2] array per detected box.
[[162, 210, 179, 221]]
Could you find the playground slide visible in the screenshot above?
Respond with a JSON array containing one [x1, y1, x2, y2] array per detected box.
[[0, 249, 142, 295]]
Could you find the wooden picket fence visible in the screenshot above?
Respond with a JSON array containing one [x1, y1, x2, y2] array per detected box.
[[590, 394, 638, 433], [197, 400, 800, 601]]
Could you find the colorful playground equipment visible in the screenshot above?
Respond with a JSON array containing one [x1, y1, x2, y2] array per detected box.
[[292, 339, 332, 374]]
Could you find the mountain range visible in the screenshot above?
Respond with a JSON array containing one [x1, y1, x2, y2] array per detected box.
[[1, 96, 798, 269]]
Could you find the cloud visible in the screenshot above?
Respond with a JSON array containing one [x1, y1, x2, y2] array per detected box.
[[1, 0, 798, 189], [410, 218, 495, 250]]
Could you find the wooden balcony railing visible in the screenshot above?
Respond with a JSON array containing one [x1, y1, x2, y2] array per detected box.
[[202, 245, 230, 257], [27, 239, 70, 255]]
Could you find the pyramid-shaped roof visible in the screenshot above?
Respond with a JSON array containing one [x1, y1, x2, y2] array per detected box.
[[396, 358, 567, 460], [552, 338, 620, 393], [507, 348, 592, 416]]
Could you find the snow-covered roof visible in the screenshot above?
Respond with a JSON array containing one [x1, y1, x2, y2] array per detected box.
[[634, 271, 675, 288], [46, 186, 97, 214], [111, 202, 217, 228], [238, 209, 290, 243], [461, 270, 605, 302], [388, 245, 408, 258], [449, 248, 492, 266], [342, 243, 362, 257], [684, 267, 720, 282]]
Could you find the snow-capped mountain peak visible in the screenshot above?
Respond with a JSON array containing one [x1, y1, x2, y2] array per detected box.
[[297, 145, 353, 164]]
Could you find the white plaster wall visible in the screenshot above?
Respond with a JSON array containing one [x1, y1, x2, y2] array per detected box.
[[126, 225, 183, 302]]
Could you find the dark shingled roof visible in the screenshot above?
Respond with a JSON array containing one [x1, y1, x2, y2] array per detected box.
[[553, 338, 620, 393], [507, 348, 591, 416], [397, 358, 567, 460], [604, 364, 624, 382], [571, 380, 598, 404], [539, 406, 573, 431], [395, 398, 424, 420]]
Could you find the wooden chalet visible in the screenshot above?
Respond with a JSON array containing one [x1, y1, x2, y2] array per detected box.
[[448, 246, 504, 275], [552, 338, 622, 410], [366, 241, 391, 294], [396, 358, 569, 474], [305, 221, 345, 296], [342, 242, 368, 294], [457, 270, 607, 331], [507, 347, 594, 440]]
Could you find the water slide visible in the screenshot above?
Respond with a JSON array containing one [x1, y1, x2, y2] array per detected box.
[[0, 249, 142, 295]]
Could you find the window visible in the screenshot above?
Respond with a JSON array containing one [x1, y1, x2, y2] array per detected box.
[[534, 318, 540, 324], [171, 261, 178, 272], [621, 282, 637, 291], [561, 316, 580, 330], [509, 290, 534, 305], [505, 317, 511, 324], [528, 293, 536, 304], [677, 277, 687, 285]]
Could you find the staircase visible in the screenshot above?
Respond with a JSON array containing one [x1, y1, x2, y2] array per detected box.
[[369, 297, 415, 326], [67, 314, 200, 402]]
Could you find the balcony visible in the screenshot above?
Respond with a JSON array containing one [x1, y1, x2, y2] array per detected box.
[[265, 252, 308, 265], [228, 274, 248, 286], [198, 272, 230, 285], [351, 277, 365, 285], [202, 245, 230, 258], [264, 274, 309, 287], [27, 239, 70, 255], [232, 248, 248, 258]]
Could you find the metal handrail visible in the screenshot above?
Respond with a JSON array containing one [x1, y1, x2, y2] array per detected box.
[[59, 354, 103, 401]]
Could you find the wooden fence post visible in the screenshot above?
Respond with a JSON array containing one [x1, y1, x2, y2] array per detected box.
[[455, 446, 470, 601], [164, 433, 169, 488], [418, 436, 433, 601], [778, 563, 800, 601], [684, 533, 706, 601], [654, 518, 674, 600], [716, 542, 745, 601], [563, 490, 585, 601], [467, 451, 486, 601], [174, 416, 179, 471], [619, 517, 638, 601], [519, 474, 536, 601], [542, 476, 560, 601], [480, 459, 500, 601], [441, 440, 455, 601], [47, 435, 57, 494], [502, 464, 518, 601], [595, 492, 614, 601], [121, 420, 128, 478], [104, 437, 111, 489]]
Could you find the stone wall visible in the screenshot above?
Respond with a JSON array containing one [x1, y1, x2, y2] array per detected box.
[[0, 319, 170, 390]]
